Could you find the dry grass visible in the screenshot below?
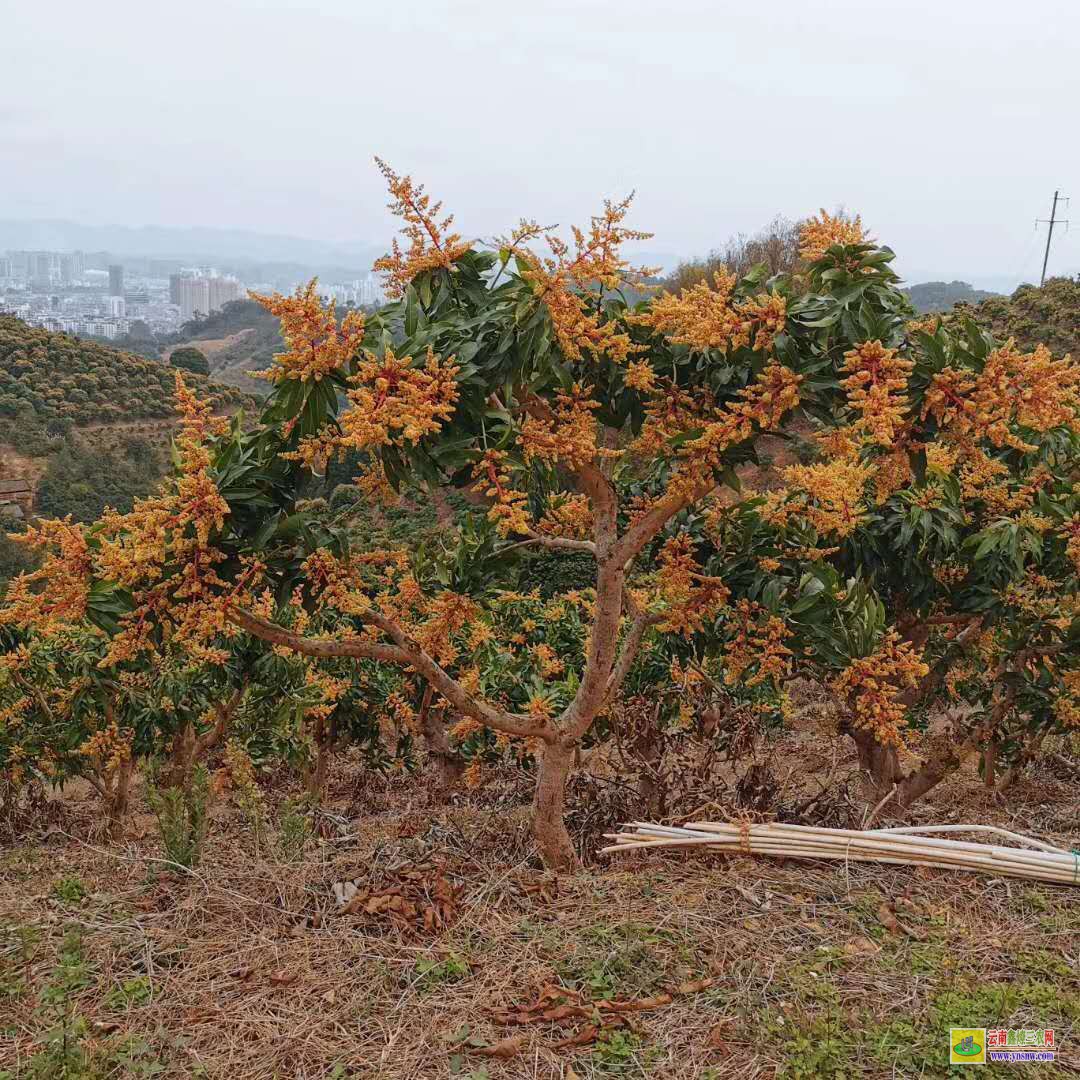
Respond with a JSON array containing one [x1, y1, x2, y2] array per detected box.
[[1, 735, 1077, 1079]]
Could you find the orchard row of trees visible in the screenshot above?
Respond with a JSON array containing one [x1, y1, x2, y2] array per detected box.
[[0, 317, 249, 436], [1, 167, 1078, 869]]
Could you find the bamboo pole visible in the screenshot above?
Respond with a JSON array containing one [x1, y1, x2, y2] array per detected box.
[[601, 821, 1079, 886]]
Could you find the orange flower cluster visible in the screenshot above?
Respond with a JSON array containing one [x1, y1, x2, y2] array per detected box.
[[839, 340, 914, 447], [1053, 670, 1080, 730], [372, 158, 472, 298], [635, 270, 787, 355], [3, 375, 240, 666], [832, 632, 929, 747], [624, 360, 657, 393], [340, 347, 460, 451], [798, 209, 866, 262], [519, 384, 600, 468], [473, 450, 530, 536], [722, 599, 793, 688], [923, 342, 1080, 452], [762, 459, 873, 539], [515, 195, 653, 365], [654, 534, 730, 636], [1066, 516, 1080, 574], [670, 363, 803, 495], [536, 493, 593, 541], [0, 518, 93, 633], [79, 718, 133, 778], [414, 592, 479, 667], [251, 280, 366, 383]]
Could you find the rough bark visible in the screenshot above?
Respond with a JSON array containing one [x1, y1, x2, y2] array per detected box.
[[104, 757, 134, 839], [532, 741, 576, 870], [162, 682, 246, 791], [304, 716, 333, 804], [418, 689, 466, 800]]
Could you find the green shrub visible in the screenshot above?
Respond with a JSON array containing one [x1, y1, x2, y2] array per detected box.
[[146, 764, 210, 869]]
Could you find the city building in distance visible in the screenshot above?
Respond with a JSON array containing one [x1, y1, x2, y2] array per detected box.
[[169, 271, 247, 321]]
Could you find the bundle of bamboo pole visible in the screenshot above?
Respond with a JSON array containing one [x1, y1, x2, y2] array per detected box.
[[601, 821, 1079, 886]]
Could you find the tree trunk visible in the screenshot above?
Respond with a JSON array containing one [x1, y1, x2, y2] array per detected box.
[[304, 718, 331, 804], [632, 704, 664, 817], [420, 701, 466, 801], [983, 741, 998, 790], [105, 757, 134, 839], [532, 741, 576, 870], [849, 728, 902, 794], [165, 721, 197, 791]]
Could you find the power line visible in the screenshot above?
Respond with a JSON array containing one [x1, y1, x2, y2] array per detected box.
[[1037, 190, 1070, 286]]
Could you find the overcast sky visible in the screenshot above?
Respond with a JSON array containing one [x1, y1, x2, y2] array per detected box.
[[3, 0, 1078, 286]]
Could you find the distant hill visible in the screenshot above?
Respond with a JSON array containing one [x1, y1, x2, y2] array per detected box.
[[0, 317, 255, 526], [902, 280, 999, 313], [959, 276, 1079, 358], [0, 316, 249, 436], [162, 300, 284, 394]]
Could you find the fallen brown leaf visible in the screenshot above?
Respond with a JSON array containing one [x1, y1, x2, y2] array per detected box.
[[877, 900, 926, 940], [843, 935, 881, 956], [469, 1035, 525, 1059], [705, 1020, 733, 1054]]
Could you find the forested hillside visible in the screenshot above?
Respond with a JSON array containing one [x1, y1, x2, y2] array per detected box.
[[0, 318, 255, 557], [963, 275, 1079, 357], [162, 299, 287, 392], [0, 316, 250, 442], [901, 279, 997, 313]]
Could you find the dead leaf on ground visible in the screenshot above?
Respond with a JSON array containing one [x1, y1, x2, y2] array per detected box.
[[518, 875, 559, 904], [469, 1035, 525, 1059], [705, 1020, 734, 1055], [551, 1024, 600, 1051], [339, 863, 461, 936], [877, 900, 926, 941], [843, 935, 881, 957]]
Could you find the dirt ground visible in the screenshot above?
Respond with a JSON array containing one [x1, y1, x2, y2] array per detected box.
[[1, 735, 1077, 1079]]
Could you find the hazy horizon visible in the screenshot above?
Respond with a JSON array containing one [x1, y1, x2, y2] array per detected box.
[[3, 0, 1078, 289]]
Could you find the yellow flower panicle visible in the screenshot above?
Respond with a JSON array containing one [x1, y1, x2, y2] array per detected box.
[[666, 363, 802, 498], [519, 384, 600, 469], [923, 342, 1080, 452], [634, 269, 787, 356], [832, 632, 929, 747], [340, 347, 460, 453], [798, 209, 867, 262], [723, 599, 793, 688], [654, 534, 730, 636], [0, 518, 93, 633], [472, 451, 531, 537], [537, 493, 593, 541], [840, 340, 914, 447], [251, 280, 366, 383], [763, 458, 873, 539], [372, 157, 472, 298], [514, 195, 654, 365]]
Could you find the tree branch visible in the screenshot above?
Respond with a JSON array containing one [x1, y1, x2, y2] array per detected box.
[[229, 606, 548, 742], [509, 531, 597, 555], [600, 596, 662, 714]]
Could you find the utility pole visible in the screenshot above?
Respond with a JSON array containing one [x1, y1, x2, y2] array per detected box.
[[1037, 190, 1070, 286]]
